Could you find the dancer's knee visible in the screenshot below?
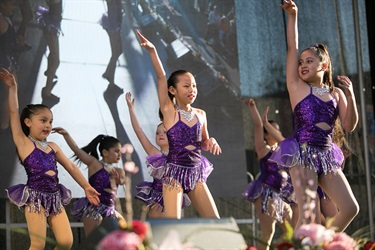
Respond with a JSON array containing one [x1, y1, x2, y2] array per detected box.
[[55, 233, 73, 250], [29, 238, 46, 250]]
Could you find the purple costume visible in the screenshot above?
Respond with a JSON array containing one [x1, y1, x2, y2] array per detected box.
[[71, 165, 118, 220], [6, 143, 72, 217], [149, 113, 213, 193], [243, 151, 295, 222], [99, 0, 123, 32], [0, 14, 19, 73], [35, 1, 63, 35], [270, 87, 344, 174], [135, 153, 191, 209]]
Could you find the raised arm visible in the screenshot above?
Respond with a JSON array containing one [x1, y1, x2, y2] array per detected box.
[[135, 30, 174, 122], [262, 106, 285, 143], [0, 69, 28, 149], [53, 127, 97, 166], [245, 99, 268, 159], [336, 76, 358, 132], [125, 92, 160, 155], [52, 142, 100, 205], [280, 0, 300, 90]]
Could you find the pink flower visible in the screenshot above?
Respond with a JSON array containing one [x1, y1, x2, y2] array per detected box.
[[121, 143, 134, 154], [98, 230, 142, 250], [294, 223, 334, 246], [124, 161, 139, 174], [324, 232, 357, 250]]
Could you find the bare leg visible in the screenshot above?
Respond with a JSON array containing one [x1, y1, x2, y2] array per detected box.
[[253, 198, 276, 250], [82, 217, 102, 237], [163, 182, 183, 219], [47, 210, 73, 250], [148, 203, 165, 219], [289, 165, 320, 228], [320, 195, 338, 226], [319, 170, 359, 231], [25, 207, 47, 250], [187, 182, 220, 218]]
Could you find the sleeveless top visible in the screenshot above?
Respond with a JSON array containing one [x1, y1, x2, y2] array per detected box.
[[24, 144, 60, 193], [167, 112, 202, 167], [89, 167, 116, 206], [293, 87, 339, 148]]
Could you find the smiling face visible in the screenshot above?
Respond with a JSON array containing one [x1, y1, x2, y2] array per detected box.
[[24, 108, 53, 140], [299, 49, 327, 85], [169, 72, 197, 107]]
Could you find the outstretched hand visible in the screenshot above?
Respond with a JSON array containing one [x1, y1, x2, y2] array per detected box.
[[280, 0, 298, 15], [125, 92, 135, 109], [85, 186, 100, 206], [136, 29, 155, 51], [0, 68, 16, 87], [52, 127, 68, 135], [207, 137, 222, 155], [337, 75, 355, 97]]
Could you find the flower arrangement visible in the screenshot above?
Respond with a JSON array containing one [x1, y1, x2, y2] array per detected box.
[[274, 222, 361, 250]]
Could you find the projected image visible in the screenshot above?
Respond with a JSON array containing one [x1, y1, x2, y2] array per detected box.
[[0, 0, 242, 198]]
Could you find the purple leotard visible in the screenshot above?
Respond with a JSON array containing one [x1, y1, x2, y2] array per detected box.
[[6, 143, 72, 217], [71, 164, 118, 220], [135, 153, 191, 209], [243, 151, 295, 222], [149, 113, 213, 193], [270, 87, 344, 174]]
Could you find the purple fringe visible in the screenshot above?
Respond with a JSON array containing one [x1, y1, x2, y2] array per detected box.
[[71, 198, 117, 221], [135, 181, 191, 210], [269, 137, 344, 174], [6, 184, 72, 217], [243, 180, 294, 223]]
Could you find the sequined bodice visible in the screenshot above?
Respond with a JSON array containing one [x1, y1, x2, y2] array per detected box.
[[89, 167, 116, 204], [293, 87, 338, 147], [166, 113, 202, 167], [23, 144, 59, 192]]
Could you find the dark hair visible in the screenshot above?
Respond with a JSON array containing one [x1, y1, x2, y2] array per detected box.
[[158, 108, 164, 121], [302, 43, 334, 92], [167, 70, 189, 101], [20, 104, 51, 136], [74, 135, 120, 162], [263, 120, 279, 134]]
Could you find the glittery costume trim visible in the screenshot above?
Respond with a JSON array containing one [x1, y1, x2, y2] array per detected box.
[[6, 184, 72, 217], [71, 198, 117, 221], [269, 137, 344, 175], [135, 180, 191, 210]]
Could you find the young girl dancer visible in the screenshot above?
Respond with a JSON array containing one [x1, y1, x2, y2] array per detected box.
[[53, 128, 126, 236], [125, 92, 191, 218], [243, 99, 295, 250], [1, 68, 100, 250], [271, 0, 359, 231], [136, 30, 221, 219]]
